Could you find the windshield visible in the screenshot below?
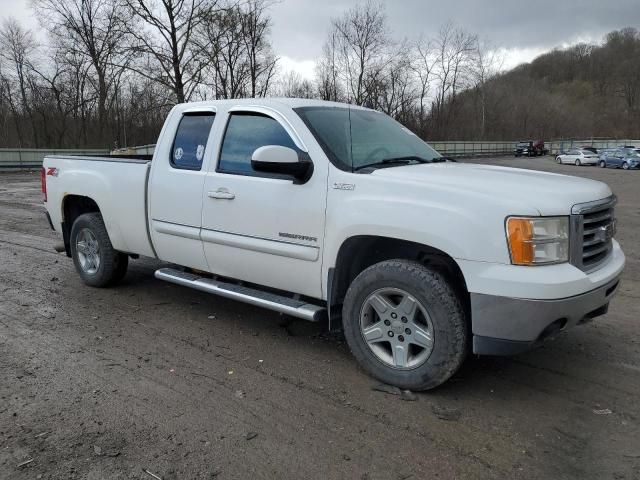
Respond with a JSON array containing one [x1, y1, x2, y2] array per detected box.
[[294, 106, 441, 171]]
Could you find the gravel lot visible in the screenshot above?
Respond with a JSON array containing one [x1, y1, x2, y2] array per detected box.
[[1, 156, 639, 480]]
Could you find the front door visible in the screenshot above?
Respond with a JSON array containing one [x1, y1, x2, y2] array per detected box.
[[201, 108, 327, 298]]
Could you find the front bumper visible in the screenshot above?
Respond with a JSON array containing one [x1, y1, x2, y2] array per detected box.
[[471, 275, 621, 355], [462, 240, 625, 356]]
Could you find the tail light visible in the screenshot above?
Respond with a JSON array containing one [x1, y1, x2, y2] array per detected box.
[[41, 166, 47, 202]]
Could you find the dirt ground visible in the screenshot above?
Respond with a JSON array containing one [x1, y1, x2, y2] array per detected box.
[[1, 157, 639, 480]]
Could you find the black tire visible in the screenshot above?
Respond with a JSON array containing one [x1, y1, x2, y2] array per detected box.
[[575, 159, 581, 166], [622, 162, 629, 170], [556, 156, 562, 164], [599, 160, 606, 168], [342, 259, 468, 391], [70, 212, 128, 287]]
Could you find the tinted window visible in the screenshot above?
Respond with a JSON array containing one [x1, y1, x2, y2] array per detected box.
[[218, 113, 298, 175], [171, 113, 215, 170], [296, 107, 352, 169]]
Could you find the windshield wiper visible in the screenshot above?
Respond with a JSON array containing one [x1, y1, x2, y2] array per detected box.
[[353, 156, 433, 171]]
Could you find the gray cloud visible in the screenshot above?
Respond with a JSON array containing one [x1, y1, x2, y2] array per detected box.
[[270, 0, 640, 62], [3, 0, 639, 66]]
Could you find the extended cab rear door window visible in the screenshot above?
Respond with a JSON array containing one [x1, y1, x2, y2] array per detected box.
[[217, 112, 298, 176], [171, 113, 215, 170]]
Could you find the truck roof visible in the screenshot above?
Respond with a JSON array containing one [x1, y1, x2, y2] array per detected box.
[[173, 98, 373, 112]]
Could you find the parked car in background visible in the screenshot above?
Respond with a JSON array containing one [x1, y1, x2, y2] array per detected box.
[[599, 147, 640, 170], [556, 149, 600, 166], [514, 140, 548, 157], [581, 146, 599, 154]]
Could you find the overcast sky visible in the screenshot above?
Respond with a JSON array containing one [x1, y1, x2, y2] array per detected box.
[[3, 0, 640, 78]]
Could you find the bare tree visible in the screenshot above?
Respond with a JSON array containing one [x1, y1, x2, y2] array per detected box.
[[370, 44, 417, 121], [240, 0, 277, 97], [317, 29, 341, 101], [33, 0, 130, 142], [412, 35, 437, 124], [432, 22, 477, 136], [470, 38, 502, 139], [198, 5, 249, 99], [197, 1, 277, 99], [331, 0, 389, 105], [275, 70, 315, 98], [0, 19, 38, 146], [124, 0, 217, 102]]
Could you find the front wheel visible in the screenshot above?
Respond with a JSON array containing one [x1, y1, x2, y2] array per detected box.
[[599, 160, 606, 168], [70, 213, 128, 287], [342, 260, 468, 391], [622, 162, 629, 170], [575, 159, 581, 166]]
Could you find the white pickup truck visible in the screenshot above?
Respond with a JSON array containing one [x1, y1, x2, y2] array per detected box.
[[42, 99, 625, 390]]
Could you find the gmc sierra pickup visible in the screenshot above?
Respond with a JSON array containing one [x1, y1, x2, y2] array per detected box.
[[42, 98, 625, 390]]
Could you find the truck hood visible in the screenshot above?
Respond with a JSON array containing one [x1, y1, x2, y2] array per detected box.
[[372, 162, 612, 216]]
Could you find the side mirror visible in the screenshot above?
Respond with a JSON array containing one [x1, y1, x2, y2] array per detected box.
[[251, 145, 312, 182]]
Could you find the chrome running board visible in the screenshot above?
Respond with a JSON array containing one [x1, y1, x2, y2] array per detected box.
[[154, 267, 327, 322]]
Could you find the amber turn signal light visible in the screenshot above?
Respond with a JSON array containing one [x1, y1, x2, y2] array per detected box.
[[507, 217, 535, 265]]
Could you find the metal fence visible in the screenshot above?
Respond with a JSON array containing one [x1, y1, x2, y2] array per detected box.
[[547, 139, 640, 155], [2, 139, 640, 171], [108, 141, 519, 158], [0, 148, 110, 170], [113, 140, 640, 158], [430, 141, 515, 157]]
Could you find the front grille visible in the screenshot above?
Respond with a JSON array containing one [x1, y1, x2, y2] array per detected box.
[[570, 196, 616, 272]]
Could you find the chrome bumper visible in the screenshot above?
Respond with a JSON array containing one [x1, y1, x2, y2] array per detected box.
[[471, 275, 622, 355]]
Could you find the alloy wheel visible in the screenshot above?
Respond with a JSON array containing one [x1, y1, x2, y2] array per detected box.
[[76, 228, 101, 274], [359, 287, 434, 369]]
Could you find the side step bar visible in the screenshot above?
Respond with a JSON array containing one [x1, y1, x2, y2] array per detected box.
[[155, 267, 327, 322]]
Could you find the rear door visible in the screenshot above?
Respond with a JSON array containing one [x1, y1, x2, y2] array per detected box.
[[148, 108, 216, 270], [200, 106, 327, 298]]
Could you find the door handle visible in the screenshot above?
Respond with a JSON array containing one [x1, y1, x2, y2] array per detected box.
[[208, 188, 235, 200]]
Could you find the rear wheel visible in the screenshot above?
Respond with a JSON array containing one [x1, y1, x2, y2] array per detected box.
[[342, 259, 468, 391], [70, 213, 128, 287], [622, 162, 629, 170], [556, 156, 562, 164], [599, 160, 606, 168], [575, 159, 581, 166]]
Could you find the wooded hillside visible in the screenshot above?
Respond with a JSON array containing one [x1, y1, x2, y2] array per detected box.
[[436, 28, 640, 141]]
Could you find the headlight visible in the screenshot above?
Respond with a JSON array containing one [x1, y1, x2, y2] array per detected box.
[[506, 217, 569, 265]]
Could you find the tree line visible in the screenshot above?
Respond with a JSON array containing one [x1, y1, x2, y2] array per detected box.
[[0, 0, 278, 149], [1, 0, 638, 150]]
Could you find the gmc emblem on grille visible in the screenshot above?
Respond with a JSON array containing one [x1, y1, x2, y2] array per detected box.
[[595, 223, 614, 243]]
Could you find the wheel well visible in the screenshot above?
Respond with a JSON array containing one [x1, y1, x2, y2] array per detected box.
[[330, 236, 469, 313], [61, 195, 100, 257]]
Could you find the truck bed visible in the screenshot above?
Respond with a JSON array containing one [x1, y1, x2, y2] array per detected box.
[[43, 154, 155, 258]]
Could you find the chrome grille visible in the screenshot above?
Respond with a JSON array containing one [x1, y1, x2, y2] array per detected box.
[[570, 196, 616, 272]]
